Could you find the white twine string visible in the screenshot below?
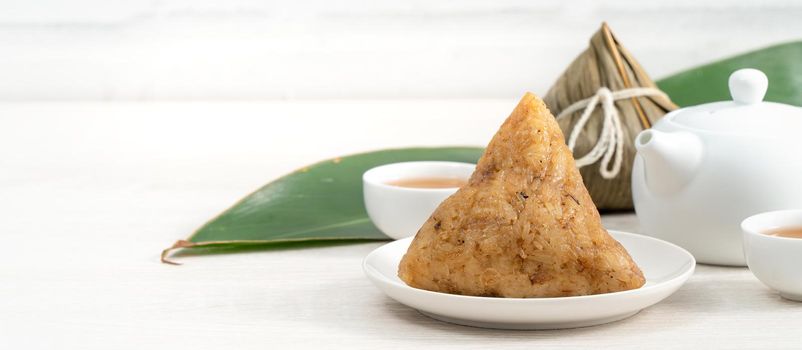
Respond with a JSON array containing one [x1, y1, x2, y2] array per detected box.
[[555, 87, 668, 179]]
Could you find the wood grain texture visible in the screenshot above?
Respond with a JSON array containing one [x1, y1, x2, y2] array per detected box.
[[0, 100, 797, 349]]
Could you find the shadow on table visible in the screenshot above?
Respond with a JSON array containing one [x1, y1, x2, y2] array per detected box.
[[376, 297, 661, 340], [241, 267, 747, 347], [296, 280, 697, 343], [370, 269, 716, 337]]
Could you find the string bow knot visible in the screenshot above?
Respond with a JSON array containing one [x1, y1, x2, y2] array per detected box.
[[555, 87, 667, 179]]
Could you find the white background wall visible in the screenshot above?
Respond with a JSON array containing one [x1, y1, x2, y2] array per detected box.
[[2, 0, 802, 101]]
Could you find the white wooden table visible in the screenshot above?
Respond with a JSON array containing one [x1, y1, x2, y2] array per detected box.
[[1, 100, 796, 349]]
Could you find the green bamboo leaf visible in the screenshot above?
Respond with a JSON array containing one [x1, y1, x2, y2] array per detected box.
[[162, 147, 483, 263], [657, 41, 802, 107], [163, 42, 802, 263]]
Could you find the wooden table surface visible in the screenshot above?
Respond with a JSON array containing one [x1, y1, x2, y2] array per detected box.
[[1, 100, 797, 349]]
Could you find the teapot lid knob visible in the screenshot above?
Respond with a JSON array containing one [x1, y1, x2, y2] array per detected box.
[[729, 68, 768, 105]]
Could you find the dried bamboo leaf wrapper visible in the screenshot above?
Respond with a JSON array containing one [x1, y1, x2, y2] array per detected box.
[[543, 23, 677, 210]]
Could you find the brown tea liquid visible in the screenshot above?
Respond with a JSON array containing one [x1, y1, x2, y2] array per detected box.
[[764, 227, 802, 239]]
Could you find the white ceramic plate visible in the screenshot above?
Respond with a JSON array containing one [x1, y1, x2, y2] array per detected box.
[[363, 230, 695, 330]]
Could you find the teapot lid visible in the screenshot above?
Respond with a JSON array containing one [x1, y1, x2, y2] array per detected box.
[[669, 69, 802, 134]]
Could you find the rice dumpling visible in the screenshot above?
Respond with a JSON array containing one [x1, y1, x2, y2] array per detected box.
[[397, 93, 645, 298], [544, 23, 676, 210]]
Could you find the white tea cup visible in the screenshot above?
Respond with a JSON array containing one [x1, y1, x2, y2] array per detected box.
[[742, 209, 802, 301], [363, 161, 474, 240]]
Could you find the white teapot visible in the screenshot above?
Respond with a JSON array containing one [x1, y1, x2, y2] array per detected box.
[[632, 68, 802, 266]]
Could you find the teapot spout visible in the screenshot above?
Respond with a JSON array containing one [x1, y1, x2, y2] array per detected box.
[[635, 129, 704, 195]]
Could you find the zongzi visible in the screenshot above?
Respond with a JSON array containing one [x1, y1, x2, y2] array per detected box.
[[544, 22, 676, 210], [397, 92, 645, 298]]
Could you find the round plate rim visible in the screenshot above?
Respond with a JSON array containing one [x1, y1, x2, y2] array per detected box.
[[363, 230, 696, 303]]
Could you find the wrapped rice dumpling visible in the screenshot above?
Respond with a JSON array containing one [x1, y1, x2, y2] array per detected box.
[[398, 93, 645, 298], [543, 23, 677, 210]]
